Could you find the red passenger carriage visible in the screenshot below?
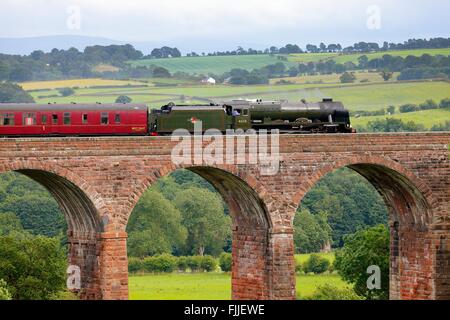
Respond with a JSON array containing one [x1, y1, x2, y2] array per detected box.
[[0, 103, 148, 136]]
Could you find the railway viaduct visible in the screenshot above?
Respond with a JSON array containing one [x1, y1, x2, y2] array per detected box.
[[0, 132, 448, 300]]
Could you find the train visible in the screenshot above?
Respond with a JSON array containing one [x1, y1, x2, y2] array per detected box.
[[0, 99, 354, 137]]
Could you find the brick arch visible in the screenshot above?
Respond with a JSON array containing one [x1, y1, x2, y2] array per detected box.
[[0, 159, 109, 299], [123, 163, 276, 300], [291, 154, 437, 226], [290, 154, 439, 299], [123, 162, 277, 229], [0, 160, 106, 232]]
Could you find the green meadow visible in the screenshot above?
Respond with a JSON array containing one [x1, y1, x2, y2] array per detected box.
[[128, 48, 450, 76], [128, 272, 347, 300], [352, 109, 450, 129], [130, 54, 296, 75]]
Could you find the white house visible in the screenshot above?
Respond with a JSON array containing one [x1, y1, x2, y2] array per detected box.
[[201, 77, 216, 84]]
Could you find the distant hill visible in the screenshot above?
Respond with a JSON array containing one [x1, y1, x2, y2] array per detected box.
[[0, 35, 125, 55]]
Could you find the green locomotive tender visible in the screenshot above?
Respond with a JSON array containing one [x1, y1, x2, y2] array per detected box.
[[149, 98, 354, 135]]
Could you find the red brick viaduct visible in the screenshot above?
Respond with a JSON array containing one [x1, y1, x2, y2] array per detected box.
[[0, 132, 448, 300]]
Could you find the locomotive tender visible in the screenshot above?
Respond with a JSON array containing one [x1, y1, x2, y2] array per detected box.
[[0, 99, 354, 137]]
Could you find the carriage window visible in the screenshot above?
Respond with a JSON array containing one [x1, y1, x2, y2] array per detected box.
[[63, 112, 71, 125], [82, 114, 88, 124], [41, 114, 47, 124], [243, 109, 249, 116], [114, 113, 121, 123], [1, 113, 15, 126], [101, 112, 109, 125], [52, 114, 58, 124], [23, 112, 36, 125]]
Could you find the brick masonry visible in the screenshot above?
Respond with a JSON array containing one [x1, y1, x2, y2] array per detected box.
[[0, 132, 448, 300]]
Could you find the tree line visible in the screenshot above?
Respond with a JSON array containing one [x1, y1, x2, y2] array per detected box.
[[188, 37, 450, 57]]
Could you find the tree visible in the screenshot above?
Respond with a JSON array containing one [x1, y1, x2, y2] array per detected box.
[[219, 252, 232, 272], [399, 104, 419, 113], [58, 87, 75, 97], [152, 66, 171, 78], [0, 82, 34, 103], [127, 190, 187, 258], [334, 225, 389, 300], [115, 95, 132, 103], [386, 105, 395, 114], [0, 212, 24, 236], [439, 98, 450, 109], [293, 209, 331, 253], [0, 194, 64, 237], [0, 279, 12, 300], [339, 72, 356, 83], [0, 235, 67, 300], [380, 70, 393, 81], [174, 187, 231, 256], [302, 253, 330, 274]]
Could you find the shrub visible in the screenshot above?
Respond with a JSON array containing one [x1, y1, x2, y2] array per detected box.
[[58, 87, 75, 97], [303, 254, 330, 274], [399, 104, 419, 113], [440, 98, 450, 109], [143, 254, 177, 273], [128, 257, 144, 273], [0, 279, 11, 300], [339, 72, 356, 83], [295, 262, 303, 274], [177, 256, 188, 272], [219, 253, 232, 272], [115, 95, 132, 103], [419, 99, 438, 110], [200, 255, 217, 272], [307, 284, 364, 300], [186, 255, 202, 272]]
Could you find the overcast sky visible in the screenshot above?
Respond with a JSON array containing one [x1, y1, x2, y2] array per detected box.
[[1, 0, 449, 51]]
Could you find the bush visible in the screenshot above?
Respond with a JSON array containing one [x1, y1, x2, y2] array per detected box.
[[440, 98, 450, 109], [186, 255, 202, 272], [200, 255, 217, 272], [303, 254, 330, 274], [128, 257, 144, 273], [339, 72, 356, 83], [295, 262, 303, 274], [58, 87, 75, 97], [177, 256, 189, 272], [307, 284, 364, 300], [143, 254, 177, 273], [419, 99, 438, 110], [115, 95, 132, 103], [219, 253, 232, 272], [0, 279, 11, 300], [399, 104, 419, 113]]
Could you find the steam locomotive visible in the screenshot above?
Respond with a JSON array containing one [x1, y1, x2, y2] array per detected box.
[[0, 99, 354, 137]]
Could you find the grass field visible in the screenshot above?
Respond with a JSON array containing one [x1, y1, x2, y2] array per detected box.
[[19, 78, 148, 91], [352, 109, 450, 129], [331, 48, 450, 64], [128, 272, 347, 300], [130, 54, 296, 75], [289, 48, 450, 65], [129, 48, 450, 76]]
